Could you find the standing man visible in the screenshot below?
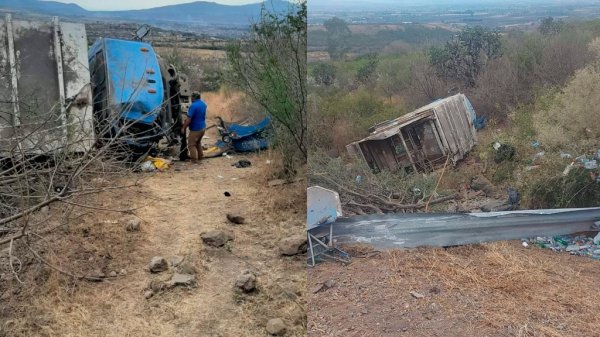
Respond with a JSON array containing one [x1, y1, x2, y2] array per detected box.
[[181, 91, 207, 163]]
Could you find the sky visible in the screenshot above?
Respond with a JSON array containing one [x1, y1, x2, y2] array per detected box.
[[47, 0, 261, 11]]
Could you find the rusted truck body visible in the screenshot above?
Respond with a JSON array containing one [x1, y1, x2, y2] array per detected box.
[[0, 15, 93, 155], [347, 94, 477, 173]]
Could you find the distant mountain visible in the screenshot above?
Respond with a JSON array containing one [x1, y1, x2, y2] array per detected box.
[[0, 0, 87, 15], [0, 0, 296, 26], [97, 1, 294, 25]]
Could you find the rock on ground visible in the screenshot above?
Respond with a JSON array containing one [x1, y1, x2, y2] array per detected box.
[[234, 270, 256, 292], [148, 256, 168, 273], [144, 290, 154, 299], [278, 235, 308, 256], [166, 273, 196, 288], [126, 218, 141, 232], [226, 213, 245, 224], [201, 230, 234, 247], [266, 318, 287, 336]]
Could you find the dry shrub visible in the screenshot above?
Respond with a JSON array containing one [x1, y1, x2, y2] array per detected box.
[[534, 65, 600, 150]]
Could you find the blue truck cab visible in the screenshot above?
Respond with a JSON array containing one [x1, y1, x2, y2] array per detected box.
[[89, 38, 172, 153]]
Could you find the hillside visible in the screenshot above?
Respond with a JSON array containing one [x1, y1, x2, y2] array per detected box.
[[0, 0, 295, 26]]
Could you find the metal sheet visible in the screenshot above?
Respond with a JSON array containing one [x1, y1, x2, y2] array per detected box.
[[0, 16, 92, 155], [310, 208, 600, 249], [307, 186, 342, 230]]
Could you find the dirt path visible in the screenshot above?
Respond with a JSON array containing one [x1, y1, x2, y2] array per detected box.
[[2, 155, 306, 337]]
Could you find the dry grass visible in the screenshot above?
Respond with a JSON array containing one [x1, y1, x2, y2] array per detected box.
[[308, 241, 600, 337]]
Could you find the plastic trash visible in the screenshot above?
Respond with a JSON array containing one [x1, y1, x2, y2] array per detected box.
[[232, 159, 252, 168], [531, 140, 540, 148], [584, 160, 598, 170], [355, 175, 363, 185], [560, 152, 572, 159], [594, 232, 600, 245], [562, 162, 575, 176], [507, 188, 520, 206], [140, 161, 155, 172], [474, 116, 487, 130], [493, 143, 516, 163], [146, 156, 171, 171]]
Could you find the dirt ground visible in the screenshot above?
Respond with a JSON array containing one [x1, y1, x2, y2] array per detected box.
[[308, 241, 600, 337], [1, 154, 306, 337]]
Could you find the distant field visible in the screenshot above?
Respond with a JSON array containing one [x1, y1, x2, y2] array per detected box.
[[308, 23, 454, 59], [154, 46, 227, 61]]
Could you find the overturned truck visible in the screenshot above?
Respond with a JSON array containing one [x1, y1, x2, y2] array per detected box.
[[347, 94, 477, 173], [0, 15, 190, 158]]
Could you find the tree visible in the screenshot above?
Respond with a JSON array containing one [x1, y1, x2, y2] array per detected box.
[[376, 57, 411, 101], [312, 62, 336, 86], [356, 53, 379, 85], [227, 2, 307, 162], [539, 17, 564, 36], [323, 17, 351, 60], [429, 26, 502, 87]]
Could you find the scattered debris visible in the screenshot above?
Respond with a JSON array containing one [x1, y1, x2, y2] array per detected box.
[[470, 175, 495, 197], [507, 187, 520, 206], [148, 256, 168, 273], [278, 235, 308, 256], [474, 115, 487, 130], [234, 270, 257, 293], [201, 230, 234, 247], [266, 318, 287, 336], [493, 142, 515, 163], [232, 159, 252, 168], [560, 152, 572, 159], [224, 191, 231, 197], [410, 291, 425, 299], [125, 218, 141, 232], [166, 273, 196, 288], [529, 234, 600, 259], [146, 156, 171, 171], [226, 213, 245, 225]]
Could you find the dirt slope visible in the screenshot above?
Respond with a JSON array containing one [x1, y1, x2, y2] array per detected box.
[[308, 242, 600, 337], [1, 155, 306, 337]]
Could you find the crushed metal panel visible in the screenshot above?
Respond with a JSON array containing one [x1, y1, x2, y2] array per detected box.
[[60, 21, 94, 153], [307, 186, 343, 230], [0, 16, 92, 155]]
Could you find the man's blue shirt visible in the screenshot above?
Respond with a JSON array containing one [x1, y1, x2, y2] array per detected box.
[[187, 99, 207, 131]]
